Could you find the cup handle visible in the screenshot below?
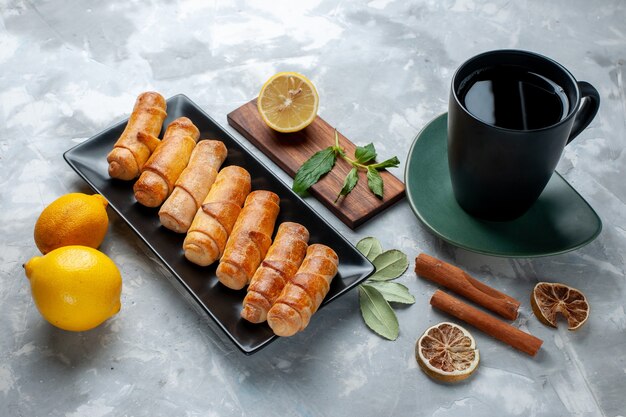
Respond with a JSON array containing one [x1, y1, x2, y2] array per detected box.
[[567, 81, 600, 144]]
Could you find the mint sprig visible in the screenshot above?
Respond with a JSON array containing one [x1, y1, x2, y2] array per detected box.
[[292, 147, 337, 195], [366, 167, 383, 199], [292, 130, 399, 201], [354, 143, 376, 164], [356, 237, 412, 340], [335, 167, 358, 203]]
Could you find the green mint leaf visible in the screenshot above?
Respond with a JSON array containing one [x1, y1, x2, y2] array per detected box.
[[335, 167, 359, 203], [355, 143, 377, 164], [356, 237, 383, 262], [369, 249, 409, 281], [359, 285, 399, 340], [366, 281, 415, 304], [370, 156, 400, 170], [367, 167, 384, 199], [292, 147, 337, 195]]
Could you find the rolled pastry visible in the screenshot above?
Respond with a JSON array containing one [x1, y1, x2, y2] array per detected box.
[[107, 92, 167, 180], [216, 190, 280, 290], [267, 244, 339, 337], [159, 140, 227, 233], [183, 166, 251, 266], [133, 117, 200, 207], [241, 222, 309, 323]]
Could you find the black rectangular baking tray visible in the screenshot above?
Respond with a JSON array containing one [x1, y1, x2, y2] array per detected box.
[[63, 94, 375, 354]]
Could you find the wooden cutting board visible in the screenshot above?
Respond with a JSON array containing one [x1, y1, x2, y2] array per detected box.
[[227, 99, 405, 229]]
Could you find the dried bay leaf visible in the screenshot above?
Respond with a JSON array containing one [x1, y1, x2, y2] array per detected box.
[[356, 236, 383, 262], [366, 281, 415, 304], [370, 249, 409, 281], [359, 284, 399, 340]]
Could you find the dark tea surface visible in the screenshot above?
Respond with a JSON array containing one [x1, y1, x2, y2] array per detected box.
[[458, 66, 569, 130]]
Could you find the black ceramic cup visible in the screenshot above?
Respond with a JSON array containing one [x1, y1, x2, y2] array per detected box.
[[448, 50, 600, 221]]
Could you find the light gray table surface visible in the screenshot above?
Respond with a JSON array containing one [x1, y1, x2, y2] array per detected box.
[[1, 1, 625, 416]]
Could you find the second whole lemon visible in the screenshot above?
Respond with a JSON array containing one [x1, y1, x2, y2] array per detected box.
[[24, 246, 122, 332], [34, 193, 109, 254]]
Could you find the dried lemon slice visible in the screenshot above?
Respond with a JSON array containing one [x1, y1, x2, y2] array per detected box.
[[531, 282, 590, 331], [416, 322, 479, 383], [257, 72, 319, 133]]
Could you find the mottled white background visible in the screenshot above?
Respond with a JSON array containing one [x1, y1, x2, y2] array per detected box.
[[1, 0, 625, 416]]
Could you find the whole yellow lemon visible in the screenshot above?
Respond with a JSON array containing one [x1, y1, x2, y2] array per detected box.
[[34, 193, 109, 254], [24, 246, 122, 331]]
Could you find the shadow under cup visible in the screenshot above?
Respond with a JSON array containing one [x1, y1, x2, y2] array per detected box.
[[447, 50, 600, 221]]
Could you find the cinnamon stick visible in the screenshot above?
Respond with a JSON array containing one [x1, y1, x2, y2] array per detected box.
[[415, 253, 520, 320], [430, 290, 542, 356]]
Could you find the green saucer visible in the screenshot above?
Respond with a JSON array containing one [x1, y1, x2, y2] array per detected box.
[[404, 113, 602, 257]]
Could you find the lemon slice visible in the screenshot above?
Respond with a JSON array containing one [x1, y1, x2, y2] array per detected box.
[[257, 72, 319, 133], [531, 282, 590, 331], [416, 322, 480, 383]]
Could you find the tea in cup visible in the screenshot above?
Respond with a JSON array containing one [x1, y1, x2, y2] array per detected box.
[[448, 50, 600, 221]]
